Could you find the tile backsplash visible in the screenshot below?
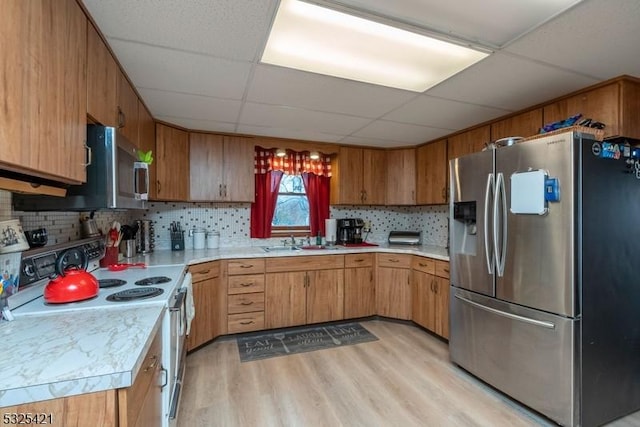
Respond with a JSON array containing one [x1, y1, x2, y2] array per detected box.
[[4, 190, 449, 250]]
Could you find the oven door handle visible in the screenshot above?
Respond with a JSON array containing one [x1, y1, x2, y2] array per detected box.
[[170, 289, 186, 312]]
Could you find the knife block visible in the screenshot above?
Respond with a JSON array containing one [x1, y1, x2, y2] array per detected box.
[[170, 231, 185, 251]]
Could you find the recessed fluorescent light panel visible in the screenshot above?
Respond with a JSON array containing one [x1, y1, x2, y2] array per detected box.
[[261, 0, 490, 92]]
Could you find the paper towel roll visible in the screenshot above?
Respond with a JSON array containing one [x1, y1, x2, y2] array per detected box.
[[325, 219, 337, 245]]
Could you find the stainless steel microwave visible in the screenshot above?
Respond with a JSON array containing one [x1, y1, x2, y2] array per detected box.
[[13, 125, 148, 211]]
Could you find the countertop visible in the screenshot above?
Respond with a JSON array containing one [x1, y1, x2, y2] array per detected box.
[[0, 243, 448, 408]]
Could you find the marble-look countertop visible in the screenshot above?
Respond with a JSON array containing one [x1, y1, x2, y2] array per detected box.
[[129, 243, 449, 267], [0, 243, 448, 408], [0, 305, 164, 408]]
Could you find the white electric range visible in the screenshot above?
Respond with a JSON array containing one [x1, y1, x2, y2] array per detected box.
[[5, 237, 190, 427]]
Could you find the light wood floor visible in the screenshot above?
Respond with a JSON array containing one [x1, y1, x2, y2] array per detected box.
[[178, 320, 640, 427]]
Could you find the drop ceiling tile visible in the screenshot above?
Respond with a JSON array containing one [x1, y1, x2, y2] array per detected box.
[[353, 120, 451, 145], [139, 88, 241, 123], [383, 95, 509, 129], [247, 65, 416, 118], [339, 135, 410, 148], [239, 103, 372, 135], [82, 0, 276, 61], [426, 53, 598, 110], [505, 0, 640, 80], [155, 116, 237, 134], [328, 0, 583, 47], [109, 39, 252, 100], [236, 125, 344, 143]]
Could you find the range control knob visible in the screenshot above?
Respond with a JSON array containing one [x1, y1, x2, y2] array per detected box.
[[22, 262, 36, 278]]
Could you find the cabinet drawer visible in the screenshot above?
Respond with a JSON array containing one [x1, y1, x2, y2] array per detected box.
[[435, 260, 450, 279], [228, 292, 265, 314], [189, 261, 220, 282], [377, 253, 412, 269], [228, 258, 265, 275], [228, 274, 265, 294], [228, 312, 265, 333], [412, 257, 435, 274], [266, 255, 344, 272], [345, 253, 374, 268]]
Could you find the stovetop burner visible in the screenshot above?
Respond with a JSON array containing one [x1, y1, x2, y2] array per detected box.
[[135, 276, 172, 286], [106, 287, 164, 302], [98, 279, 127, 288]]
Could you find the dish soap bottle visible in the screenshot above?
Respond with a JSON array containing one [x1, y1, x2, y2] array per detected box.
[[316, 231, 323, 246]]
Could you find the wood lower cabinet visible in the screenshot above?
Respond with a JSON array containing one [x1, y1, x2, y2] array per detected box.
[[189, 133, 255, 202], [386, 148, 416, 205], [344, 254, 375, 318], [265, 255, 345, 329], [87, 22, 117, 127], [155, 123, 189, 201], [331, 147, 386, 205], [187, 261, 225, 351], [416, 139, 448, 205], [376, 254, 412, 320], [227, 259, 265, 333], [0, 0, 87, 184], [411, 257, 450, 339]]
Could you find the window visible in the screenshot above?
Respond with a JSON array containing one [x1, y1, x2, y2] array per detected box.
[[272, 174, 310, 234]]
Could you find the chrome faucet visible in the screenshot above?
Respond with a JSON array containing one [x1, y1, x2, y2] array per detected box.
[[290, 235, 296, 246]]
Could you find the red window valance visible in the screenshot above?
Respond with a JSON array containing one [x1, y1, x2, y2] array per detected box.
[[254, 146, 332, 177]]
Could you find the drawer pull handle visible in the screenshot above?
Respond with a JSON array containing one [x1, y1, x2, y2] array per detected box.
[[240, 264, 254, 269], [354, 259, 364, 262], [240, 282, 254, 287], [240, 320, 254, 325], [388, 259, 399, 263], [240, 301, 254, 305], [197, 269, 211, 274], [443, 268, 449, 273], [419, 263, 428, 267]]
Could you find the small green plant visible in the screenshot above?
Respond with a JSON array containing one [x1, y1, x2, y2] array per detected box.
[[137, 150, 153, 164]]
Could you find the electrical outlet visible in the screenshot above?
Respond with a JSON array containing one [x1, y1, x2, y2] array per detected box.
[[363, 220, 371, 232]]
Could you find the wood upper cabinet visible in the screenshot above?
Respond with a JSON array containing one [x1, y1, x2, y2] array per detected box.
[[543, 79, 640, 139], [344, 254, 375, 318], [187, 261, 224, 351], [138, 103, 156, 198], [448, 125, 490, 161], [331, 147, 386, 205], [117, 70, 140, 147], [87, 23, 117, 127], [376, 254, 412, 320], [155, 123, 189, 201], [386, 148, 416, 205], [491, 109, 543, 141], [189, 133, 255, 202], [416, 139, 447, 205], [0, 0, 87, 184], [265, 255, 345, 329]]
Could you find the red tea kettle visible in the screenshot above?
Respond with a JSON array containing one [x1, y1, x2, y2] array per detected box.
[[44, 248, 99, 304]]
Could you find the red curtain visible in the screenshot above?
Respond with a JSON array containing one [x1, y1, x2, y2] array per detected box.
[[250, 170, 283, 238], [302, 172, 330, 236]]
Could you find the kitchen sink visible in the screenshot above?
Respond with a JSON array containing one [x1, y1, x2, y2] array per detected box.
[[261, 246, 301, 252]]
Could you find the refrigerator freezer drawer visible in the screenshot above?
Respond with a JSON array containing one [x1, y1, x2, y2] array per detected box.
[[450, 288, 578, 426]]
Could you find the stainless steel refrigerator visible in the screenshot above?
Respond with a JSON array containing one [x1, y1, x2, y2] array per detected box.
[[449, 131, 640, 427]]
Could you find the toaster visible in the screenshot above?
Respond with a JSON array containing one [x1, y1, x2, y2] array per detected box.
[[388, 231, 422, 245]]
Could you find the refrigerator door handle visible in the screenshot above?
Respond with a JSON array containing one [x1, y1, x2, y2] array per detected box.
[[493, 172, 508, 276], [484, 173, 495, 275], [454, 294, 555, 329]]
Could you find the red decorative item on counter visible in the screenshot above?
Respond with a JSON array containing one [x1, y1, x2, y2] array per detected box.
[[100, 246, 119, 268]]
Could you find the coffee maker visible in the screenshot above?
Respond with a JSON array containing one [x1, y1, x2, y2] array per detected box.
[[337, 218, 365, 244]]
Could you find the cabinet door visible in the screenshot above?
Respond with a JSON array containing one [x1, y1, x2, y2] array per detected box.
[[491, 109, 542, 141], [156, 124, 189, 201], [223, 136, 255, 202], [416, 139, 447, 205], [386, 148, 416, 205], [362, 149, 386, 205], [189, 133, 224, 201], [265, 272, 307, 329], [331, 147, 363, 204], [344, 267, 375, 318], [117, 70, 140, 147], [0, 0, 87, 184], [448, 126, 490, 161], [138, 103, 156, 198], [306, 269, 344, 324], [434, 276, 450, 339], [186, 273, 223, 351], [411, 270, 433, 330], [87, 23, 117, 127], [376, 267, 411, 320]]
